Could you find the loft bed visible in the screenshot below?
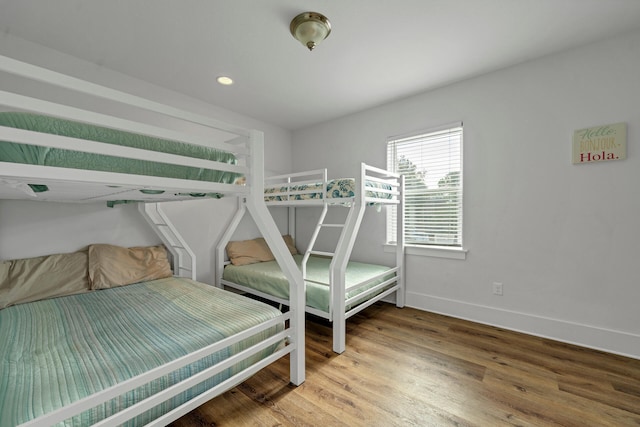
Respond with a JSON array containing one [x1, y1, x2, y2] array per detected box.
[[216, 164, 405, 354], [0, 54, 305, 426]]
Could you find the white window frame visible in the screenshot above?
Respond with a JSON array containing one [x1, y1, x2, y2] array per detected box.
[[385, 122, 467, 259]]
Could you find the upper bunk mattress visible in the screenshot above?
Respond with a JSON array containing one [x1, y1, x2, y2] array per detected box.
[[0, 276, 283, 426], [0, 112, 242, 184], [264, 178, 393, 202], [222, 254, 395, 313]]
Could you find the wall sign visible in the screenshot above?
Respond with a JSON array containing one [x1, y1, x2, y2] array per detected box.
[[572, 122, 626, 164]]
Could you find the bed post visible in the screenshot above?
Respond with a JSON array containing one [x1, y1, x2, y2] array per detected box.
[[214, 197, 247, 288], [245, 130, 305, 385], [329, 163, 367, 354], [396, 175, 406, 308], [330, 203, 364, 354], [288, 206, 296, 240]]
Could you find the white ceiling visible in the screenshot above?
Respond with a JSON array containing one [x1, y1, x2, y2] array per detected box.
[[2, 0, 640, 130]]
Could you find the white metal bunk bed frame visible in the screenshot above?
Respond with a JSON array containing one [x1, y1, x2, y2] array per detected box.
[[0, 55, 305, 426], [217, 163, 405, 354]]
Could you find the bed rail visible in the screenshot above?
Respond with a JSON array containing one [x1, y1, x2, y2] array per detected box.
[[264, 168, 331, 205], [362, 163, 402, 205], [0, 55, 254, 203], [263, 164, 402, 207], [0, 55, 250, 138]]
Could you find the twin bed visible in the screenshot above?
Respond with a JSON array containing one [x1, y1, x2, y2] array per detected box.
[[0, 53, 404, 425], [218, 166, 405, 354]]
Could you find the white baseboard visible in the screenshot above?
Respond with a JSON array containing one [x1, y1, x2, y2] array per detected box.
[[405, 291, 640, 360]]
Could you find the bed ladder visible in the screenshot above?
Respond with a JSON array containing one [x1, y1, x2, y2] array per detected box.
[[301, 204, 342, 280], [302, 198, 364, 285], [302, 197, 365, 353], [138, 203, 196, 280]]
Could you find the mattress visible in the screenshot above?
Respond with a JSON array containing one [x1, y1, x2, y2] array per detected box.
[[222, 254, 395, 313], [264, 178, 393, 202], [0, 112, 243, 185], [0, 277, 283, 426]]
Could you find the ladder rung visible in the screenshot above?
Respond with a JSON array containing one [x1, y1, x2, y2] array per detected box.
[[310, 250, 334, 257], [305, 278, 330, 286], [319, 223, 344, 228]]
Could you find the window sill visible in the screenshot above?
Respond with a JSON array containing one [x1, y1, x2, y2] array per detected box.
[[384, 243, 467, 260]]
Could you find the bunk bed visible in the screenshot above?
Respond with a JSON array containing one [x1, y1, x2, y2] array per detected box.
[[0, 54, 305, 426], [217, 164, 405, 354]]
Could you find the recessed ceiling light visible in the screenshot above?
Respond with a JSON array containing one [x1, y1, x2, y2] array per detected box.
[[216, 76, 233, 86]]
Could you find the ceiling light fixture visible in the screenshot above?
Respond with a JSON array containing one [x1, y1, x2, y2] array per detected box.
[[216, 76, 233, 86], [290, 12, 331, 51]]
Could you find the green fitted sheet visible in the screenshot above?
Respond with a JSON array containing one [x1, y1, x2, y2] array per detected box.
[[0, 112, 242, 184], [0, 277, 283, 426], [222, 254, 396, 313]]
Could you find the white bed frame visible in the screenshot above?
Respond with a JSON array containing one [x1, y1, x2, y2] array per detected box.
[[0, 55, 305, 426], [217, 163, 405, 354]]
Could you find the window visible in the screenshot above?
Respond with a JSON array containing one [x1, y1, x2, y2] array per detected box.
[[387, 123, 463, 247]]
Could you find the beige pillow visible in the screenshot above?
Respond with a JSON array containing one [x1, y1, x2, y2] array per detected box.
[[283, 235, 299, 255], [226, 238, 275, 266], [88, 244, 172, 290], [0, 251, 90, 309], [226, 235, 298, 266], [0, 261, 10, 284]]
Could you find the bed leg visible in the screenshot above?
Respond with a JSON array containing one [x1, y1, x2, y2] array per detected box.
[[290, 349, 305, 386], [289, 297, 306, 385], [332, 315, 347, 354], [333, 334, 346, 354], [396, 284, 406, 308]]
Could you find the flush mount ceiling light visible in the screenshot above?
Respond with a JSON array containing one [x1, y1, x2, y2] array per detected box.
[[216, 76, 233, 86], [290, 12, 331, 51]]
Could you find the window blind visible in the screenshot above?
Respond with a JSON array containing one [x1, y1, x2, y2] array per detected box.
[[387, 124, 463, 246]]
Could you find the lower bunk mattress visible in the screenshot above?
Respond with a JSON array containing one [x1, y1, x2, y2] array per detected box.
[[0, 276, 284, 426], [222, 254, 396, 314]]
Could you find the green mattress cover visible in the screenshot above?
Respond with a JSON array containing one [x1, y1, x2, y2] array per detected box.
[[222, 254, 396, 313], [0, 277, 283, 426], [0, 112, 242, 184]]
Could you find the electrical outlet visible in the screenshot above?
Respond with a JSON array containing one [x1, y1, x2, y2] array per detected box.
[[492, 282, 503, 296]]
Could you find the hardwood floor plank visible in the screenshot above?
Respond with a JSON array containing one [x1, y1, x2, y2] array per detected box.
[[237, 372, 346, 427], [171, 303, 640, 427], [612, 374, 640, 398], [482, 366, 635, 427], [170, 389, 282, 427], [558, 373, 640, 416], [355, 307, 554, 377]]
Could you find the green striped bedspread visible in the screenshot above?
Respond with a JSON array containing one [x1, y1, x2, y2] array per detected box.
[[0, 277, 283, 426], [223, 254, 395, 313], [0, 112, 242, 184], [264, 178, 393, 202]]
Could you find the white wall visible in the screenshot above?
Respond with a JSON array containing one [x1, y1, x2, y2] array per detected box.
[[292, 30, 640, 359], [0, 35, 293, 284]]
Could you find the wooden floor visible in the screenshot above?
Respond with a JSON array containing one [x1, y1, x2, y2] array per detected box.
[[171, 303, 640, 427]]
